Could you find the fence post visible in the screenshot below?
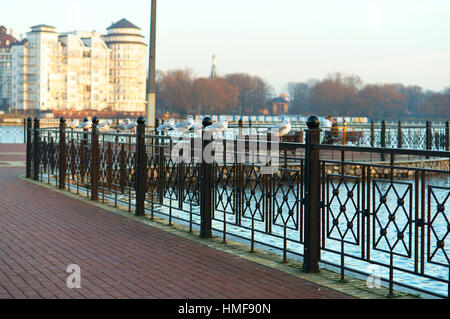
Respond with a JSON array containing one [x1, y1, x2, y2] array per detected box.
[[446, 121, 449, 151], [26, 117, 33, 179], [83, 117, 89, 148], [33, 118, 40, 181], [238, 118, 243, 138], [200, 122, 213, 239], [370, 120, 375, 147], [343, 121, 348, 146], [426, 121, 432, 151], [23, 118, 26, 144], [397, 121, 402, 149], [135, 116, 147, 217], [59, 117, 66, 189], [303, 116, 321, 273], [157, 132, 164, 205], [381, 121, 386, 161], [91, 117, 99, 201], [426, 121, 432, 160]]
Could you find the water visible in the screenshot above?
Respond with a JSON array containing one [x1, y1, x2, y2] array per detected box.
[[0, 125, 25, 144]]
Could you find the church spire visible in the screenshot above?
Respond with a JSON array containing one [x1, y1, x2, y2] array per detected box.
[[210, 54, 217, 79]]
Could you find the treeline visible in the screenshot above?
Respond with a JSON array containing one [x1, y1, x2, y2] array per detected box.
[[155, 69, 450, 119], [155, 69, 273, 116], [288, 73, 450, 119]]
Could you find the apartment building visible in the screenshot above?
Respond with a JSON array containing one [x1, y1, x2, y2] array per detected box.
[[0, 26, 17, 111], [103, 19, 147, 113], [8, 18, 146, 113]]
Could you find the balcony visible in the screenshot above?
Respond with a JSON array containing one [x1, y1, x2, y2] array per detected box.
[[20, 71, 37, 75]]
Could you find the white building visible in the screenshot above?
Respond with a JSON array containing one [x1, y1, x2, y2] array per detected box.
[[0, 26, 17, 111], [8, 19, 146, 113], [103, 19, 147, 113]]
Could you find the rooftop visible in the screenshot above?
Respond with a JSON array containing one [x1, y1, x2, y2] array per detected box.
[[0, 26, 17, 48], [107, 18, 141, 31], [30, 24, 56, 29], [272, 95, 289, 104]]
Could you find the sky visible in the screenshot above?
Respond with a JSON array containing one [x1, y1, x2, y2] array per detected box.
[[2, 0, 450, 94]]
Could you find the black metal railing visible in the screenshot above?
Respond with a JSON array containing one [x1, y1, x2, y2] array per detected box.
[[231, 119, 450, 151], [27, 116, 450, 298]]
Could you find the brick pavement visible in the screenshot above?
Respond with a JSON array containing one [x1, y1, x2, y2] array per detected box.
[[0, 144, 353, 299]]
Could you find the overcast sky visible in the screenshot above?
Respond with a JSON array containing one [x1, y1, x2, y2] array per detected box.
[[2, 0, 450, 93]]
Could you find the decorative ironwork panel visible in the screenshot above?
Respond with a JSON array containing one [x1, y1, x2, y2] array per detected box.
[[373, 180, 413, 258], [428, 186, 450, 267], [163, 154, 178, 200], [183, 161, 200, 205], [215, 164, 236, 214], [273, 169, 301, 230], [327, 174, 361, 245], [241, 165, 264, 222]]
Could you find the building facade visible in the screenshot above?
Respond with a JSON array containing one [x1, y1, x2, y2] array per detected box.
[[7, 18, 146, 113], [271, 93, 290, 115], [0, 26, 17, 111], [102, 19, 147, 113]]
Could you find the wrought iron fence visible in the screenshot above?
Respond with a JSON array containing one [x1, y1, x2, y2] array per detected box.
[[231, 120, 450, 151], [26, 116, 450, 298]]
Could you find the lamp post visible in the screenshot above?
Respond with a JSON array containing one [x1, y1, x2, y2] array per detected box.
[[146, 0, 157, 129]]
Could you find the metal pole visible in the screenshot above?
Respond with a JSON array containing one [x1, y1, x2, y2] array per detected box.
[[59, 118, 66, 189], [397, 121, 402, 149], [91, 117, 99, 201], [26, 117, 33, 178], [146, 0, 157, 129], [381, 121, 386, 161], [23, 118, 26, 143], [200, 131, 213, 239], [303, 116, 321, 273], [238, 118, 243, 138], [445, 121, 449, 151], [33, 117, 40, 181], [135, 116, 147, 216], [370, 120, 375, 148], [426, 121, 432, 151]]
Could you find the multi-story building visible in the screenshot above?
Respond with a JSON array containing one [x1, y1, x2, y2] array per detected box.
[[103, 19, 147, 113], [271, 93, 290, 115], [8, 18, 146, 113], [0, 26, 17, 111]]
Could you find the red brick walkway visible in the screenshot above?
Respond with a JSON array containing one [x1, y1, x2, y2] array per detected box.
[[0, 144, 353, 299]]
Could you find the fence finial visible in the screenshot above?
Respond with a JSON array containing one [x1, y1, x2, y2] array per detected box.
[[306, 116, 320, 129], [137, 116, 146, 125]]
